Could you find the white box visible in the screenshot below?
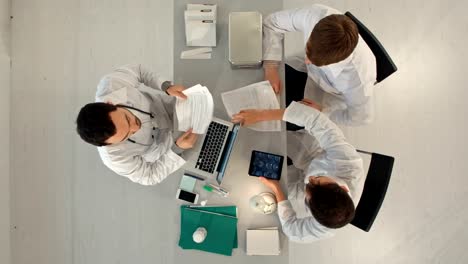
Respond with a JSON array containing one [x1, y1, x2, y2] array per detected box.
[[185, 4, 217, 47], [246, 228, 281, 256], [228, 12, 262, 68]]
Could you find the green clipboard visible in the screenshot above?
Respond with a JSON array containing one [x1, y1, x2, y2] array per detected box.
[[179, 205, 238, 256]]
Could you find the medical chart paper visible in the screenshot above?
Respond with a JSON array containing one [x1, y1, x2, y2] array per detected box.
[[221, 81, 281, 132], [176, 84, 214, 134]]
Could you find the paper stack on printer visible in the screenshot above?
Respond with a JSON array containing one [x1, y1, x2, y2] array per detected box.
[[176, 84, 214, 134], [222, 81, 281, 132], [185, 4, 217, 47]]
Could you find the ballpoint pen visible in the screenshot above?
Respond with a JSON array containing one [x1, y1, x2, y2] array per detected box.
[[206, 183, 229, 196], [184, 173, 205, 181]]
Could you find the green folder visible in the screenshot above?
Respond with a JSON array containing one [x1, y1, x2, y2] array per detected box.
[[179, 205, 238, 256], [188, 205, 238, 248]]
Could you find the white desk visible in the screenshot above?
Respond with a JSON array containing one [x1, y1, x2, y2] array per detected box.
[[171, 0, 288, 262]]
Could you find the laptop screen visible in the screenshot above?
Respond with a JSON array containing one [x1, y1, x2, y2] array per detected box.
[[216, 124, 241, 184]]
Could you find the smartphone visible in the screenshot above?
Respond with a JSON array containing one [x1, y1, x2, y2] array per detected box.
[[176, 188, 199, 204], [248, 150, 284, 181]]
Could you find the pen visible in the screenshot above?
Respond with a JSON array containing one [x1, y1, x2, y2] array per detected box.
[[203, 184, 229, 197], [184, 173, 205, 181], [207, 183, 229, 195], [185, 208, 236, 219]]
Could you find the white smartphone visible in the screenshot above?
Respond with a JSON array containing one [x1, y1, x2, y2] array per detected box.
[[176, 188, 199, 204]]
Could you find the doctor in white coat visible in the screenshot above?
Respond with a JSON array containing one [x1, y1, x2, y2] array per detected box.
[[232, 99, 364, 242], [263, 4, 377, 126], [76, 64, 197, 186]]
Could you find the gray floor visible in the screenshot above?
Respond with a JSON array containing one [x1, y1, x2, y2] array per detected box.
[[1, 0, 11, 263], [5, 0, 468, 263]]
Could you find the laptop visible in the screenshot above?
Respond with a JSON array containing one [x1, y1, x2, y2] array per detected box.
[[184, 117, 240, 184]]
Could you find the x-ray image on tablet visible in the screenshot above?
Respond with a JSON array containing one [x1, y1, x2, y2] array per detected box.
[[248, 150, 284, 181]]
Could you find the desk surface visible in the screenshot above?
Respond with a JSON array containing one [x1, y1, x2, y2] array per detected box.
[[172, 0, 288, 262]]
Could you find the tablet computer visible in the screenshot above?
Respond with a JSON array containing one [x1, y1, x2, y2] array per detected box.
[[248, 150, 284, 181]]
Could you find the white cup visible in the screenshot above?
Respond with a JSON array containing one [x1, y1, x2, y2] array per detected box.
[[192, 227, 207, 243]]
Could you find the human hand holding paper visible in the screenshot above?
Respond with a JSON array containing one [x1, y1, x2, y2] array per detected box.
[[231, 109, 268, 126], [232, 109, 285, 126], [167, 85, 188, 99], [175, 84, 214, 134], [176, 129, 198, 149], [222, 81, 281, 131]]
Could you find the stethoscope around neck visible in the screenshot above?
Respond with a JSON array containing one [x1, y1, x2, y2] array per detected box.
[[116, 104, 156, 146]]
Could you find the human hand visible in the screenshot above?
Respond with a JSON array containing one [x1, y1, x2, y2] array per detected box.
[[231, 109, 266, 126], [259, 177, 281, 192], [166, 85, 188, 99], [264, 67, 281, 94], [176, 129, 198, 149], [299, 98, 322, 111]]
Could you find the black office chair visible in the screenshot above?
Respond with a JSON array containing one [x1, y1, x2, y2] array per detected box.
[[345, 12, 397, 83], [351, 150, 394, 232]]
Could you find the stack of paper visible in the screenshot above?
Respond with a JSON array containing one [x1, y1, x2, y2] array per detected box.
[[246, 227, 281, 256], [179, 205, 238, 256], [185, 4, 217, 47], [180, 47, 212, 60], [175, 84, 214, 134], [221, 81, 281, 131]]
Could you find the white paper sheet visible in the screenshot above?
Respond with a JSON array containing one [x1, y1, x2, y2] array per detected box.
[[246, 228, 280, 256], [180, 52, 211, 60], [180, 47, 212, 58], [221, 81, 281, 132], [176, 84, 214, 134]]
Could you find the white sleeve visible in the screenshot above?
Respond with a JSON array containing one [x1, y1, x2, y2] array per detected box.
[[96, 64, 170, 102], [324, 80, 374, 126], [100, 149, 186, 186], [263, 8, 315, 61], [114, 64, 169, 91], [283, 102, 363, 182], [322, 38, 377, 126], [277, 200, 334, 242], [285, 52, 309, 73]]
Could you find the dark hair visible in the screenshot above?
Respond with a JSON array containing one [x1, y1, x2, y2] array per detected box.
[[76, 102, 117, 146], [306, 182, 355, 228], [306, 14, 359, 66]]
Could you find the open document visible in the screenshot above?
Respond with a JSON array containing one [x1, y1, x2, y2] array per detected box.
[[221, 81, 281, 132], [176, 84, 214, 134]]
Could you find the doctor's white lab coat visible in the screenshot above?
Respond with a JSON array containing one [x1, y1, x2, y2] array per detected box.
[[278, 102, 365, 242], [96, 64, 185, 185], [263, 5, 377, 126]]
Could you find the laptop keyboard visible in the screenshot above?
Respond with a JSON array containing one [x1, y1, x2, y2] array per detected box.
[[196, 121, 229, 173]]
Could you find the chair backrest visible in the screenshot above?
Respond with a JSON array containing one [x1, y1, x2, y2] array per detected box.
[[351, 152, 394, 232], [345, 12, 397, 83]]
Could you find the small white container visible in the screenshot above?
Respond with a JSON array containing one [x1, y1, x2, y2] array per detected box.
[[249, 192, 277, 214], [192, 227, 207, 243]]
